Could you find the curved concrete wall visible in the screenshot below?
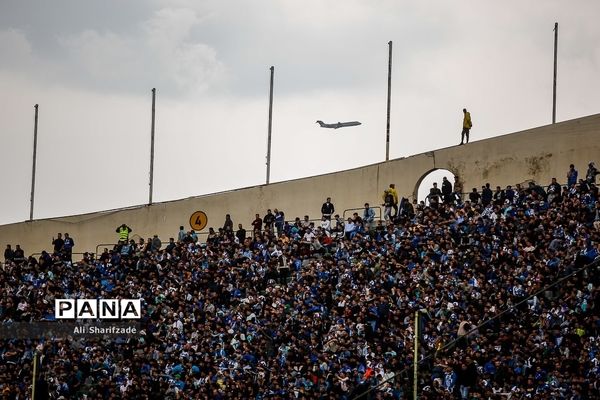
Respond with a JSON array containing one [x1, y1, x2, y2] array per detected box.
[[1, 113, 599, 256]]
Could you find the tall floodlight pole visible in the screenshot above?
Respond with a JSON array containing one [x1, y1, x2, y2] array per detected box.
[[386, 41, 392, 161], [552, 23, 558, 124], [149, 88, 156, 205], [266, 66, 274, 184], [29, 104, 39, 221]]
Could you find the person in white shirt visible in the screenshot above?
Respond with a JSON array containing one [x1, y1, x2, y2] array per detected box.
[[320, 216, 331, 232], [303, 227, 316, 243]]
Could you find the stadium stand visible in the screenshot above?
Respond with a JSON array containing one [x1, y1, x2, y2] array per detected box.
[[1, 171, 599, 399]]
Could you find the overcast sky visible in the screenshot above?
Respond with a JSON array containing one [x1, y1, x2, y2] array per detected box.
[[1, 0, 599, 225]]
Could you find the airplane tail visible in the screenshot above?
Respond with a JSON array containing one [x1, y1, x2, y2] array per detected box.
[[316, 120, 325, 127]]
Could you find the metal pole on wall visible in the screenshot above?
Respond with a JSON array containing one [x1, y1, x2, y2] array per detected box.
[[149, 88, 156, 205], [386, 41, 392, 161], [266, 66, 274, 184], [29, 104, 39, 221], [552, 23, 558, 124]]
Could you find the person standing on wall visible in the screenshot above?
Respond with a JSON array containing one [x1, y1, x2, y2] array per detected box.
[[460, 108, 472, 145]]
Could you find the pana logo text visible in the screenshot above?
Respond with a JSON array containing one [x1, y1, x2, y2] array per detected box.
[[55, 299, 142, 319]]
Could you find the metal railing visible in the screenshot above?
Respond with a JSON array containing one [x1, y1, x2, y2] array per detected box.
[[283, 218, 323, 226], [95, 241, 171, 257], [29, 252, 94, 260], [342, 206, 382, 221]]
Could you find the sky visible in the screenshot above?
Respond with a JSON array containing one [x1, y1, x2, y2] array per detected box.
[[1, 0, 599, 225]]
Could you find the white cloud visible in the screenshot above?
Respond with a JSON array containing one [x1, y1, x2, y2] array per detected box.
[[0, 29, 33, 71], [58, 7, 227, 95], [59, 30, 138, 81]]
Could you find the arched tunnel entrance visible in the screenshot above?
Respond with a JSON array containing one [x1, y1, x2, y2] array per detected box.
[[415, 168, 457, 206]]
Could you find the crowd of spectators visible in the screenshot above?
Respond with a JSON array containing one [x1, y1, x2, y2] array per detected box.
[[1, 163, 600, 399]]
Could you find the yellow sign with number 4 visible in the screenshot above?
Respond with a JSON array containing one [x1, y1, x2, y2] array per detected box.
[[189, 211, 208, 231]]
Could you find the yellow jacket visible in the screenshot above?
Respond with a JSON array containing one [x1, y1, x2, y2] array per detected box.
[[382, 187, 399, 204], [463, 112, 472, 129]]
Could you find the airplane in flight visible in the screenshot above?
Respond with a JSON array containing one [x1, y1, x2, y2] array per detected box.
[[316, 120, 362, 129]]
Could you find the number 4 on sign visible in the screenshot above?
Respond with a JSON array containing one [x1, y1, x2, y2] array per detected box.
[[189, 211, 208, 231]]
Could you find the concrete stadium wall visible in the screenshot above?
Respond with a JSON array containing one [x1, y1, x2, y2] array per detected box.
[[1, 113, 599, 256]]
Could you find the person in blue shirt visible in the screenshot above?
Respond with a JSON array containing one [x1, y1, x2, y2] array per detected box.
[[567, 164, 578, 188], [62, 233, 75, 262], [274, 208, 285, 236], [177, 226, 186, 242], [363, 203, 376, 232]]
